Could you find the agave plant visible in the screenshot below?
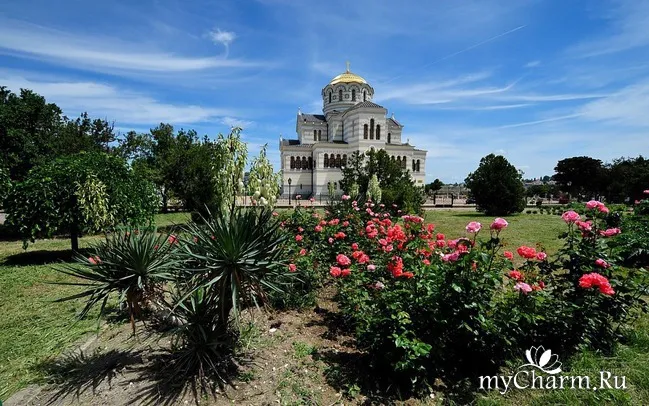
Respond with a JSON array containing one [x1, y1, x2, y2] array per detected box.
[[55, 228, 180, 334], [177, 207, 290, 332]]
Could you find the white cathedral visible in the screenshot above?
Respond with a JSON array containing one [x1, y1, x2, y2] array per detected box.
[[279, 64, 427, 197]]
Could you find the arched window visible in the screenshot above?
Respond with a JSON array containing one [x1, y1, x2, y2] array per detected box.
[[363, 90, 366, 101], [313, 129, 317, 141], [370, 119, 375, 140], [376, 125, 381, 140], [337, 154, 342, 167], [339, 89, 343, 101], [363, 124, 368, 139], [328, 92, 332, 103], [387, 133, 391, 144], [416, 160, 421, 172], [324, 154, 329, 168], [343, 154, 347, 166], [318, 130, 321, 141], [302, 157, 308, 169], [412, 160, 416, 171], [402, 156, 407, 169], [290, 156, 295, 169], [396, 156, 401, 166], [352, 89, 356, 101], [391, 156, 395, 161], [308, 156, 313, 169]]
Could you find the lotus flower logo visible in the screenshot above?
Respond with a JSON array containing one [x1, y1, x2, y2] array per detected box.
[[519, 346, 562, 374]]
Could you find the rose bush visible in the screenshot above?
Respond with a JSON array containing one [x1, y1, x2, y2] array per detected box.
[[278, 197, 648, 395]]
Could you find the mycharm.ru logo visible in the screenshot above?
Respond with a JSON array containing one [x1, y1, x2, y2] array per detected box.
[[479, 346, 627, 395]]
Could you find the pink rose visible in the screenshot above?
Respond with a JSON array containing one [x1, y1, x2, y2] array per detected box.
[[328, 237, 334, 244], [329, 266, 342, 277], [595, 258, 610, 268], [465, 221, 482, 233], [272, 212, 279, 216], [644, 190, 649, 195], [514, 282, 533, 294], [295, 235, 303, 242], [351, 242, 359, 250], [341, 269, 351, 277], [341, 195, 351, 201], [536, 252, 547, 261], [490, 218, 508, 231], [336, 254, 352, 266], [367, 264, 376, 271], [314, 225, 323, 232], [504, 251, 514, 260], [602, 228, 621, 237], [288, 263, 297, 272], [299, 248, 307, 256], [585, 200, 600, 210], [561, 210, 581, 223]]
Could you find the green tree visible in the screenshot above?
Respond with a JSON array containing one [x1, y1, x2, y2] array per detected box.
[[605, 156, 649, 203], [4, 152, 159, 250], [340, 149, 424, 213], [424, 179, 444, 196], [0, 87, 63, 180], [1, 87, 117, 180], [553, 156, 607, 201], [465, 154, 526, 215], [0, 166, 10, 207]]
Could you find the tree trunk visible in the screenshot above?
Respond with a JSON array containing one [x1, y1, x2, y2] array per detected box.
[[70, 216, 80, 253]]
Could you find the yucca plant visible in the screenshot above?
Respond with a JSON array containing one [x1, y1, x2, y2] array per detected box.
[[176, 207, 291, 332], [54, 228, 180, 334]]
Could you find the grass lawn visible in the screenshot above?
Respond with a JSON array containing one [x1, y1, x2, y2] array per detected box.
[[0, 210, 647, 404], [425, 210, 566, 255]]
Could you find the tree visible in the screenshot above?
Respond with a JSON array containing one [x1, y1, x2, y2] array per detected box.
[[4, 152, 159, 250], [0, 87, 63, 180], [605, 156, 649, 203], [1, 87, 116, 181], [424, 179, 444, 196], [464, 154, 526, 215], [553, 156, 607, 201], [0, 166, 10, 207], [340, 149, 424, 213]]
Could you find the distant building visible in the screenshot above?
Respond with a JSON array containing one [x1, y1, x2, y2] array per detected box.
[[279, 63, 427, 196]]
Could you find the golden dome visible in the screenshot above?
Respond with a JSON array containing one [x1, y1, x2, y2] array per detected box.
[[328, 62, 366, 85]]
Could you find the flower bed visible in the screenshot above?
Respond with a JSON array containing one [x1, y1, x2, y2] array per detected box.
[[280, 198, 648, 395]]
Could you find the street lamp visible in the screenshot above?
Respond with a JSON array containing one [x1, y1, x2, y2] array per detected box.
[[288, 178, 292, 205]]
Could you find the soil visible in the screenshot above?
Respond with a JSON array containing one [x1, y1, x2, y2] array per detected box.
[[22, 291, 440, 406]]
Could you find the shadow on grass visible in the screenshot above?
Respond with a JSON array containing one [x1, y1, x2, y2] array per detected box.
[[1, 248, 93, 266], [37, 348, 143, 403]]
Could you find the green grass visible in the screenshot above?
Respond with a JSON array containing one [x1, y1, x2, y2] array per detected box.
[[475, 316, 649, 405], [0, 212, 191, 401], [425, 210, 566, 255]]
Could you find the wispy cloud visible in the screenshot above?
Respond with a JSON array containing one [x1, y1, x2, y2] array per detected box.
[[568, 0, 649, 57], [0, 19, 259, 74], [0, 74, 237, 125]]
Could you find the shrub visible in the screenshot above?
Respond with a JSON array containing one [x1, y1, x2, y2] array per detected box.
[[309, 200, 647, 395], [176, 207, 290, 332], [54, 228, 180, 333]]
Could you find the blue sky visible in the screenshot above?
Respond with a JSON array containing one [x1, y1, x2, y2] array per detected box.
[[1, 0, 649, 184]]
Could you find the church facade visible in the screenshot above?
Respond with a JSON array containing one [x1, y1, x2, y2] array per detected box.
[[279, 64, 427, 197]]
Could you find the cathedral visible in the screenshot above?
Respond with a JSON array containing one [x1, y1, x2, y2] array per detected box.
[[279, 63, 427, 197]]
